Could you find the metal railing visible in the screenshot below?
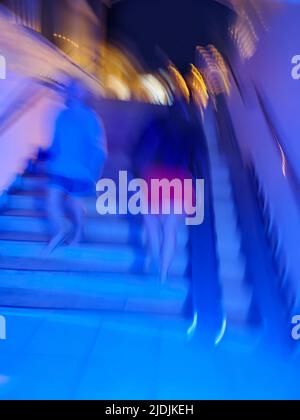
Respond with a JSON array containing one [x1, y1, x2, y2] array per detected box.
[[214, 94, 289, 342], [189, 111, 223, 342], [254, 88, 300, 312]]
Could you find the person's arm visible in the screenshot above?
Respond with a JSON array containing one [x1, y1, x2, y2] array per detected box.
[[89, 113, 108, 181], [98, 119, 108, 160], [48, 113, 62, 159]]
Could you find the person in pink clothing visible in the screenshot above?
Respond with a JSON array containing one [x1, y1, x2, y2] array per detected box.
[[134, 99, 199, 282]]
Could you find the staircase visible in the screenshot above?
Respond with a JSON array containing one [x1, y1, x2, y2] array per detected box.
[[0, 100, 190, 317], [0, 164, 190, 315], [0, 96, 262, 330]]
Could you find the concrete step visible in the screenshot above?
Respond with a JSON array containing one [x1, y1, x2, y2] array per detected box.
[[0, 268, 189, 315], [217, 241, 243, 273], [216, 234, 242, 259], [214, 199, 245, 282], [212, 183, 233, 201], [0, 232, 108, 246], [12, 173, 128, 193], [23, 158, 133, 182], [214, 216, 239, 239], [5, 191, 150, 219], [1, 206, 95, 219], [219, 255, 246, 283], [6, 189, 150, 219], [213, 200, 236, 222], [0, 215, 189, 247], [0, 240, 188, 276], [208, 148, 253, 324], [214, 200, 237, 228], [209, 152, 226, 167], [223, 283, 253, 324], [210, 163, 231, 182], [11, 175, 46, 192], [2, 206, 136, 221]]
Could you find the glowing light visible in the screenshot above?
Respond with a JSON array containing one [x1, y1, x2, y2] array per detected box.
[[187, 64, 209, 109], [187, 312, 198, 339], [229, 0, 270, 60], [53, 34, 79, 49], [106, 75, 131, 101], [215, 316, 227, 346], [168, 64, 190, 102], [0, 55, 6, 80], [197, 45, 231, 96], [277, 141, 287, 178], [140, 74, 169, 105], [0, 10, 103, 94]]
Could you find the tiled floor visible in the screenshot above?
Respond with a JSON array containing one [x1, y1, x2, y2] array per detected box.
[[0, 307, 299, 400]]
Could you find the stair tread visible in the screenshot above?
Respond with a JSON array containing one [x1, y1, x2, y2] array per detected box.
[[0, 265, 188, 292], [0, 215, 189, 248], [0, 240, 188, 276], [0, 231, 187, 250], [9, 190, 47, 198], [0, 209, 134, 221], [0, 286, 185, 315], [0, 266, 189, 316], [0, 231, 118, 244]]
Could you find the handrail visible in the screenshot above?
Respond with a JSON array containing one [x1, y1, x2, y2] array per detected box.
[[0, 79, 44, 137], [189, 111, 223, 343], [216, 94, 291, 343], [249, 161, 293, 310], [255, 87, 300, 215], [0, 77, 60, 201], [254, 88, 300, 312]]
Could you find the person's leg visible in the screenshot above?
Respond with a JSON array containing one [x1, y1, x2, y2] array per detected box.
[[160, 214, 181, 283], [144, 214, 161, 275], [66, 195, 86, 246], [43, 187, 69, 256]]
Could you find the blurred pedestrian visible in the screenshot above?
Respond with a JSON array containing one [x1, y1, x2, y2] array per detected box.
[[134, 99, 199, 282], [44, 79, 107, 255]]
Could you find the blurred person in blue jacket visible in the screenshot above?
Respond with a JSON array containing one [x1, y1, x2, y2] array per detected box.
[[45, 79, 107, 255]]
